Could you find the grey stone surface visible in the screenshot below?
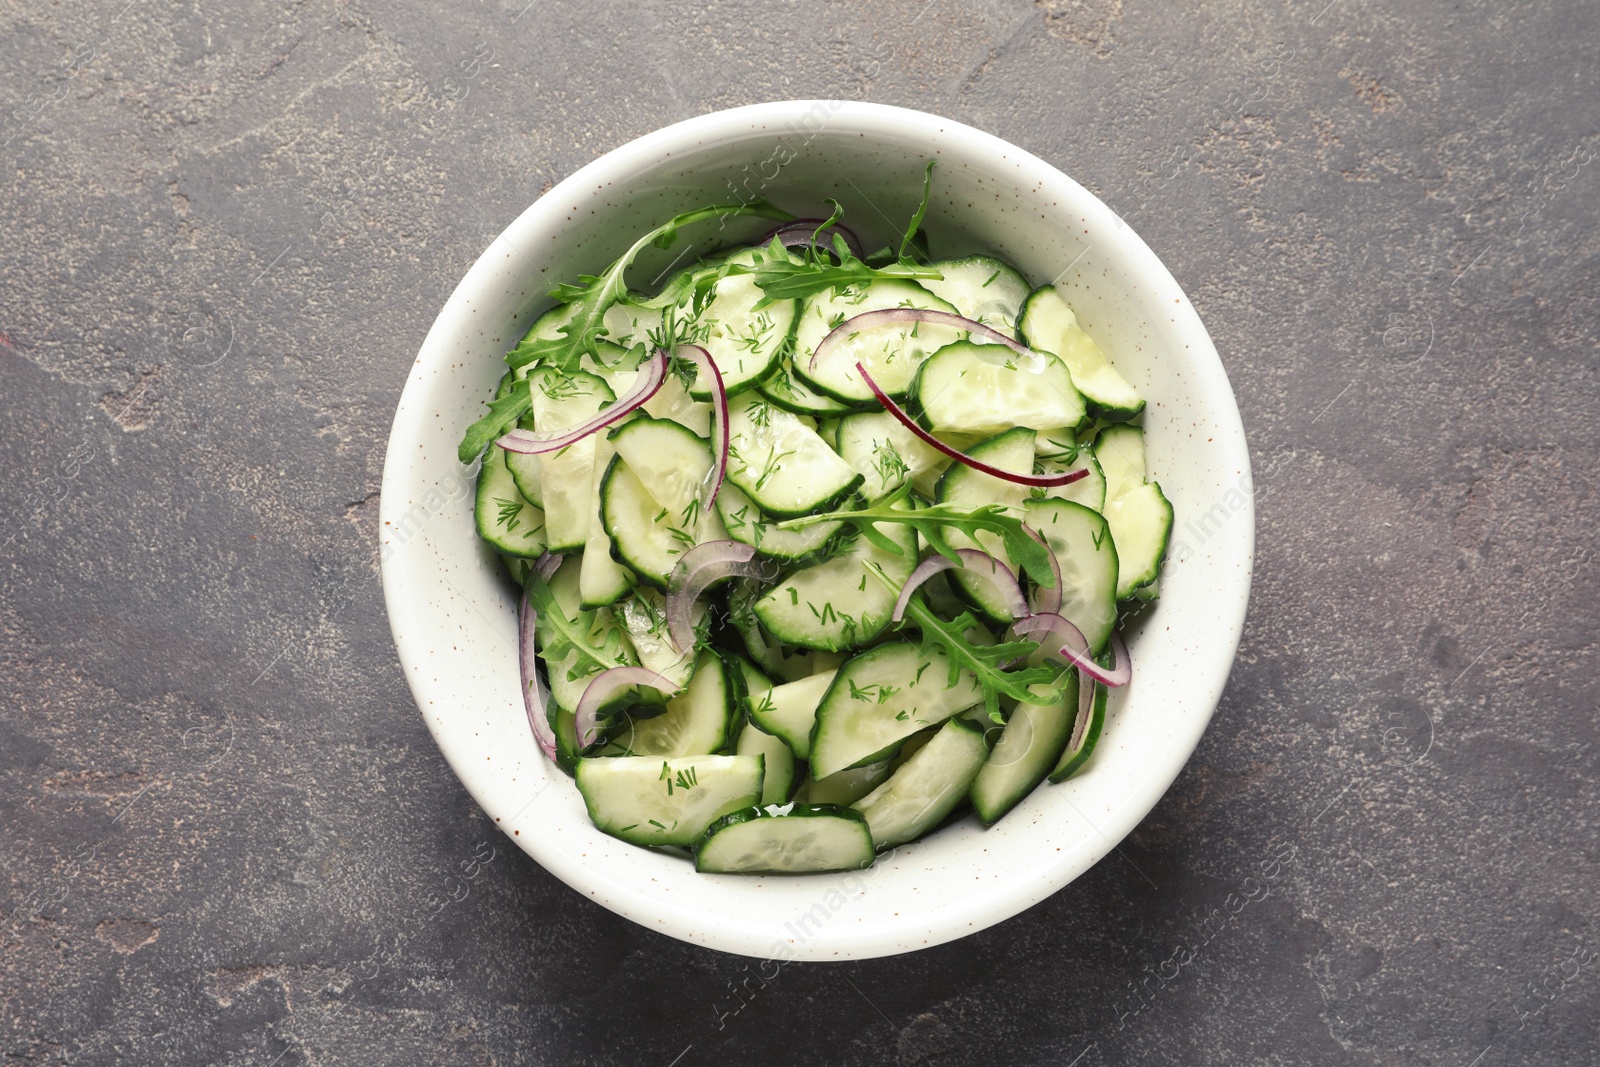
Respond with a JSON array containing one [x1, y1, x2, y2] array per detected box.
[[2, 0, 1597, 1063]]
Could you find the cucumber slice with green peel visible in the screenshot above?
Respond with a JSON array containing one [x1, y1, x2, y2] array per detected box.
[[615, 588, 700, 692], [604, 651, 732, 757], [550, 703, 584, 773], [608, 415, 714, 516], [798, 761, 892, 806], [969, 677, 1078, 825], [579, 433, 634, 608], [917, 255, 1031, 338], [835, 410, 951, 502], [600, 456, 701, 589], [727, 580, 834, 682], [792, 280, 964, 403], [1017, 287, 1145, 420], [753, 517, 918, 652], [533, 556, 660, 719], [728, 650, 795, 803], [673, 246, 799, 399], [756, 360, 858, 416], [474, 447, 547, 557], [642, 372, 714, 437], [851, 718, 989, 849], [504, 451, 544, 509], [601, 299, 664, 353], [575, 754, 764, 847], [716, 483, 843, 563], [1094, 425, 1174, 599], [1034, 427, 1106, 512], [735, 726, 797, 805], [1022, 498, 1119, 654], [527, 369, 616, 552], [808, 642, 985, 779], [692, 804, 874, 874], [747, 670, 836, 759], [910, 340, 1086, 437], [935, 427, 1035, 624], [724, 392, 863, 518], [1049, 680, 1107, 783]]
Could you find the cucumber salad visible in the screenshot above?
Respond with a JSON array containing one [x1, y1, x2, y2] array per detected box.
[[458, 167, 1173, 875]]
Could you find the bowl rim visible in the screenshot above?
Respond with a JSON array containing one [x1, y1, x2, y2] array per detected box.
[[380, 98, 1253, 959]]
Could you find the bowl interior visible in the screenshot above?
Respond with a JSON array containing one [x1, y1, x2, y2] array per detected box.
[[380, 101, 1253, 960]]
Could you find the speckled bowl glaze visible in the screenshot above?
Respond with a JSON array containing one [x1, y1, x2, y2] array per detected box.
[[380, 100, 1253, 960]]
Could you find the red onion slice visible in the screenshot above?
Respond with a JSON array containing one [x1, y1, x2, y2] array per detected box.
[[1013, 614, 1132, 688], [890, 548, 1028, 623], [762, 218, 865, 259], [496, 347, 669, 455], [665, 540, 777, 652], [1024, 525, 1062, 616], [573, 666, 681, 748], [517, 582, 559, 763], [675, 344, 729, 510], [856, 361, 1091, 488]]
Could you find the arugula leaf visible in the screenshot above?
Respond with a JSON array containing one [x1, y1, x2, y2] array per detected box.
[[458, 200, 791, 462], [456, 376, 532, 464], [523, 566, 628, 677], [866, 562, 1067, 721], [778, 485, 1057, 590], [900, 160, 936, 262], [727, 235, 944, 304]]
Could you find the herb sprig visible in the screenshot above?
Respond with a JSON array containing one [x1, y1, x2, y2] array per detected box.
[[457, 200, 792, 462], [725, 163, 947, 305], [777, 484, 1057, 590], [866, 562, 1068, 721]]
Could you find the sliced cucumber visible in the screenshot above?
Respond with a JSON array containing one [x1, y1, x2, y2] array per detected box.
[[727, 579, 834, 682], [533, 556, 658, 718], [608, 415, 713, 516], [911, 340, 1085, 437], [1022, 498, 1119, 654], [1094, 425, 1174, 599], [756, 360, 857, 416], [808, 643, 985, 779], [507, 302, 578, 373], [575, 754, 764, 847], [1017, 287, 1145, 420], [747, 670, 836, 759], [716, 483, 842, 563], [601, 455, 700, 588], [528, 368, 616, 552], [693, 805, 874, 874], [504, 452, 544, 509], [969, 677, 1077, 825], [1034, 427, 1106, 512], [1049, 680, 1107, 782], [753, 517, 918, 652], [798, 761, 892, 806], [606, 651, 732, 757], [642, 371, 714, 437], [675, 246, 798, 398], [735, 725, 797, 805], [917, 255, 1031, 338], [550, 702, 584, 773], [579, 432, 634, 608], [834, 410, 950, 502], [936, 427, 1035, 624], [792, 280, 964, 403], [601, 298, 664, 353], [474, 447, 547, 557], [724, 392, 863, 517], [852, 717, 989, 849], [615, 589, 698, 691]]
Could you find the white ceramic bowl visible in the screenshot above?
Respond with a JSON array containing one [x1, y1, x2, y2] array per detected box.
[[380, 100, 1253, 960]]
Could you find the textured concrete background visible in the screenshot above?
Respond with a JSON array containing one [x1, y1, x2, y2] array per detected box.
[[3, 0, 1598, 1063]]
